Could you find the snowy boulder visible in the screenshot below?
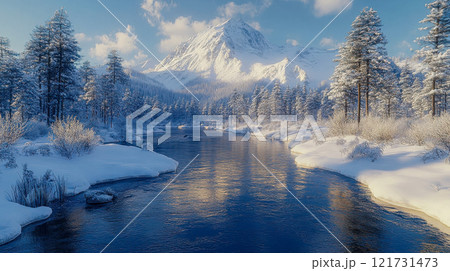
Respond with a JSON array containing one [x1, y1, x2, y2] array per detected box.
[[84, 189, 117, 205]]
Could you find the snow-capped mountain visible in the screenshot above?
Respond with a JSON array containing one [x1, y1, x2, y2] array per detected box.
[[145, 18, 337, 91]]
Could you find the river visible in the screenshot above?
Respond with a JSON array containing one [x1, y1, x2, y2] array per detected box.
[[1, 130, 449, 252]]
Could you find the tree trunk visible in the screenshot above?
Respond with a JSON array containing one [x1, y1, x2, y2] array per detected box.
[[357, 83, 361, 124], [432, 79, 436, 117], [365, 59, 370, 116], [344, 98, 348, 119]]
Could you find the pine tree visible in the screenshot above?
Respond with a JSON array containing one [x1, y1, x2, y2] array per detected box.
[[249, 87, 261, 117], [376, 60, 401, 117], [329, 43, 359, 119], [12, 69, 39, 120], [106, 50, 128, 86], [102, 50, 129, 126], [305, 90, 321, 118], [257, 88, 271, 116], [270, 83, 284, 115], [79, 61, 96, 87], [416, 0, 450, 116], [24, 25, 51, 120], [283, 87, 295, 115], [411, 77, 430, 116], [228, 89, 247, 115], [399, 64, 416, 117], [294, 86, 308, 118], [49, 8, 81, 120], [317, 88, 334, 120], [0, 42, 20, 117], [343, 8, 388, 122]]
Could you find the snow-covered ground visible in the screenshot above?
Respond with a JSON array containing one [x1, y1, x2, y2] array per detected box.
[[0, 138, 178, 245], [291, 136, 450, 228]]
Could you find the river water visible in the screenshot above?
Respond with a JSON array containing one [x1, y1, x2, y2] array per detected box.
[[1, 130, 449, 252]]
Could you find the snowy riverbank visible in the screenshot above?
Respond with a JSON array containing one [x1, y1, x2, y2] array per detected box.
[[0, 139, 178, 245], [291, 136, 450, 228]]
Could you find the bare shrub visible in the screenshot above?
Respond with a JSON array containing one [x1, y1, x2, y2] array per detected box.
[[422, 147, 449, 163], [0, 114, 26, 146], [22, 142, 51, 157], [430, 113, 450, 151], [360, 116, 401, 143], [50, 116, 100, 159], [8, 165, 66, 207], [327, 111, 359, 137], [405, 117, 433, 146], [23, 142, 37, 156], [405, 114, 450, 151], [347, 142, 383, 162], [0, 144, 17, 168], [37, 145, 51, 156]]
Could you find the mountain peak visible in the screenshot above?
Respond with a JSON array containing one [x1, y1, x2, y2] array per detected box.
[[150, 18, 336, 91]]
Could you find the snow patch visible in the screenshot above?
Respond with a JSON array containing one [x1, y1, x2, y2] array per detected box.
[[291, 136, 450, 228], [0, 141, 178, 245]]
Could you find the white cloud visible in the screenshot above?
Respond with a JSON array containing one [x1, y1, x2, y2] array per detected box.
[[320, 37, 338, 49], [249, 21, 262, 31], [286, 39, 299, 46], [89, 26, 138, 61], [143, 1, 272, 53], [313, 0, 352, 16], [123, 50, 150, 68], [218, 2, 259, 18], [158, 16, 217, 53], [141, 0, 175, 26], [75, 33, 91, 42], [298, 0, 352, 16]]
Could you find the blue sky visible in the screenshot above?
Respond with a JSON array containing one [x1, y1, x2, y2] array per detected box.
[[0, 0, 430, 69]]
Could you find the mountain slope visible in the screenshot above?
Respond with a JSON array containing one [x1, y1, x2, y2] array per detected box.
[[146, 18, 336, 91]]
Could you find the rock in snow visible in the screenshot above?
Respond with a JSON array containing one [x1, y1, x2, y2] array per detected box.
[[85, 189, 117, 205], [0, 141, 178, 245]]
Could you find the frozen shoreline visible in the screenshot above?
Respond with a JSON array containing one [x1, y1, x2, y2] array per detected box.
[[291, 136, 450, 229], [0, 140, 178, 246]]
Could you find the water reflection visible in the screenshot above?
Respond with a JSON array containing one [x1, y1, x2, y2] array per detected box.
[[0, 130, 449, 252]]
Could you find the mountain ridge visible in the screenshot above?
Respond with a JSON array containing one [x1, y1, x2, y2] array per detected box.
[[144, 18, 337, 92]]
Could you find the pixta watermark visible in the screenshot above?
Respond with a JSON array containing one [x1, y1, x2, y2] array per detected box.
[[127, 105, 325, 151]]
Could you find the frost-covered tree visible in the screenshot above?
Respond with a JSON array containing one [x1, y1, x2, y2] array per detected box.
[[257, 88, 271, 116], [337, 8, 388, 122], [0, 36, 14, 60], [79, 61, 96, 87], [329, 43, 359, 119], [0, 37, 16, 116], [294, 86, 308, 118], [411, 77, 430, 116], [249, 87, 261, 117], [376, 61, 401, 117], [122, 88, 143, 116], [416, 0, 450, 116], [228, 89, 247, 115], [270, 83, 284, 115], [49, 8, 80, 120], [101, 50, 129, 126], [318, 89, 334, 120], [305, 90, 321, 118], [283, 87, 295, 115], [106, 50, 128, 86], [24, 25, 51, 120], [399, 64, 416, 117]]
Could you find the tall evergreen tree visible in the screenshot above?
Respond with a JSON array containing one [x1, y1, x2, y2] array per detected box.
[[416, 0, 450, 116], [49, 8, 81, 120]]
